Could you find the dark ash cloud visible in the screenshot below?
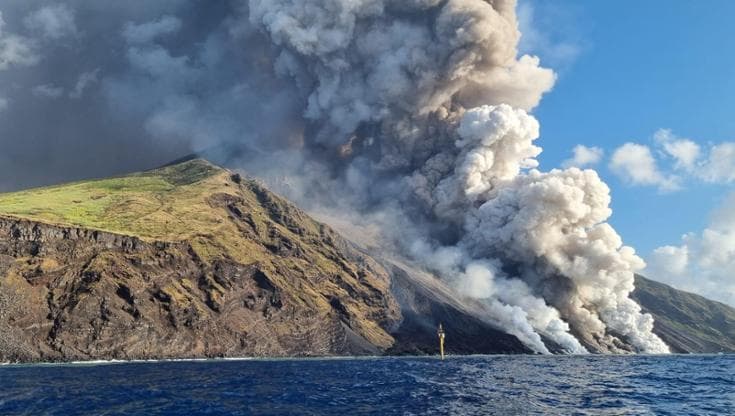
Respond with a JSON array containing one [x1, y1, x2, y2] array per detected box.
[[0, 0, 668, 354]]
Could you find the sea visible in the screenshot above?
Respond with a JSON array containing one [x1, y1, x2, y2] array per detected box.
[[0, 355, 733, 415]]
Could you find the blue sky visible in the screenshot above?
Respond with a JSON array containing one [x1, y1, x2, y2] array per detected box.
[[521, 0, 735, 257]]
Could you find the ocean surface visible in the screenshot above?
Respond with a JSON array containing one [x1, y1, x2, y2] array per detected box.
[[0, 355, 733, 415]]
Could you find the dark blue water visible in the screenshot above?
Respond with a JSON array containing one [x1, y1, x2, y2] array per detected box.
[[1, 355, 733, 415]]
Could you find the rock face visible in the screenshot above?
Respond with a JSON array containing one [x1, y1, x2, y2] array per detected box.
[[0, 159, 531, 362], [0, 218, 395, 361], [0, 160, 405, 361], [633, 275, 735, 353], [3, 159, 729, 362], [386, 261, 531, 355]]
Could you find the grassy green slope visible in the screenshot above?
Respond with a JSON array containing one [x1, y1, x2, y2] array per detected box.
[[633, 275, 735, 353], [0, 160, 228, 240], [0, 158, 334, 271]]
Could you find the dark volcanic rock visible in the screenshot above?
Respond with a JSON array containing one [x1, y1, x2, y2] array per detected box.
[[387, 264, 531, 355], [0, 217, 396, 362], [0, 160, 408, 361], [0, 160, 531, 362], [3, 161, 734, 361]]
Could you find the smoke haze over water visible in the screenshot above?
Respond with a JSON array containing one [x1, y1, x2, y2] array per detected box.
[[0, 0, 668, 353]]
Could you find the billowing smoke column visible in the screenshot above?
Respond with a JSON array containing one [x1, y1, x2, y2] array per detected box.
[[0, 0, 669, 353], [246, 0, 668, 354]]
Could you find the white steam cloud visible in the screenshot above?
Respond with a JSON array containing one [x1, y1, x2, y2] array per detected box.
[[245, 0, 666, 353], [0, 0, 669, 354]]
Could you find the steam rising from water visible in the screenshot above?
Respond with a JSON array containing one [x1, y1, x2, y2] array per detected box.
[[0, 0, 668, 353]]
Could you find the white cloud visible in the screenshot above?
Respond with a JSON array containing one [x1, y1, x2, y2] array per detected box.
[[653, 128, 701, 171], [699, 142, 735, 183], [562, 144, 603, 168], [0, 97, 7, 111], [609, 128, 735, 191], [24, 5, 78, 40], [609, 142, 680, 191], [645, 192, 735, 307], [32, 84, 64, 99], [653, 128, 735, 183], [0, 12, 39, 70], [646, 245, 689, 280]]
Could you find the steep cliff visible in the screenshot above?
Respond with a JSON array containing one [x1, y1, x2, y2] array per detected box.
[[0, 160, 403, 361], [0, 159, 533, 362], [3, 159, 727, 361]]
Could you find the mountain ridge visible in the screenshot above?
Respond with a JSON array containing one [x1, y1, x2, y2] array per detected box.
[[0, 159, 733, 361], [633, 275, 735, 353], [0, 159, 532, 362], [0, 160, 402, 361]]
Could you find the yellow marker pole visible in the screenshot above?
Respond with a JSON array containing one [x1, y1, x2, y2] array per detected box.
[[440, 333, 445, 360], [438, 323, 446, 360]]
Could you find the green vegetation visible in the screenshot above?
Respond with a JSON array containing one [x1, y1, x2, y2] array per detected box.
[[0, 159, 228, 241], [0, 158, 369, 296], [0, 159, 399, 360], [0, 158, 301, 271]]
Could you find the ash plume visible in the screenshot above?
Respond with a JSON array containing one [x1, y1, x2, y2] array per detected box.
[[0, 0, 668, 353]]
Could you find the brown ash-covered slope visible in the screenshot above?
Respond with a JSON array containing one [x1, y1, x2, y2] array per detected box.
[[0, 160, 529, 362]]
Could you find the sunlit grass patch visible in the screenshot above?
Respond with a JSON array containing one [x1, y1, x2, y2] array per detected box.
[[0, 159, 226, 240]]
